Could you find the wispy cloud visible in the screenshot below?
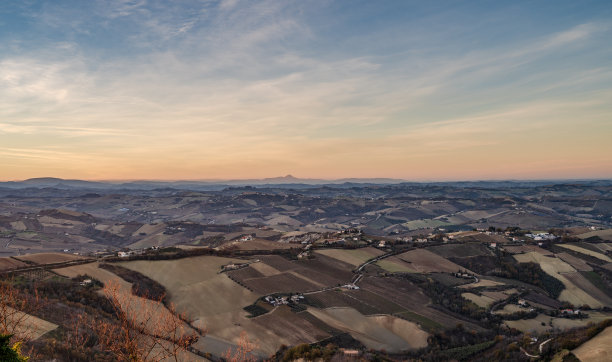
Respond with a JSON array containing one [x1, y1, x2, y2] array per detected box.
[[0, 1, 611, 179]]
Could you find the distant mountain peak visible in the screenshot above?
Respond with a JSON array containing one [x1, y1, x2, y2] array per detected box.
[[22, 177, 64, 184]]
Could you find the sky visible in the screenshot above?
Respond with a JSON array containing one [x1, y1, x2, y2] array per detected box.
[[1, 0, 611, 181]]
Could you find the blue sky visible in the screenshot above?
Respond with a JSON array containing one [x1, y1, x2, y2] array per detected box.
[[1, 0, 611, 180]]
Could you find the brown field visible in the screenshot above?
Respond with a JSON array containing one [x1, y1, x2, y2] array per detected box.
[[249, 261, 281, 276], [558, 244, 612, 262], [458, 278, 504, 289], [233, 254, 354, 295], [307, 307, 429, 352], [577, 229, 612, 242], [493, 304, 524, 315], [503, 245, 553, 255], [573, 325, 612, 362], [53, 262, 131, 290], [397, 249, 472, 273], [0, 257, 27, 271], [118, 256, 259, 319], [259, 253, 355, 287], [359, 276, 483, 331], [252, 306, 331, 345], [557, 252, 593, 271], [226, 266, 265, 281], [551, 311, 612, 329], [114, 256, 306, 356], [427, 243, 493, 258], [244, 272, 322, 294], [593, 243, 612, 252], [523, 291, 562, 309], [307, 290, 372, 312], [461, 293, 496, 308], [505, 312, 612, 334], [314, 247, 384, 267], [376, 256, 416, 273], [482, 291, 511, 301], [562, 272, 612, 307], [258, 255, 297, 271], [14, 252, 86, 265], [302, 254, 355, 279], [514, 252, 605, 308], [360, 277, 429, 308], [347, 290, 406, 314], [307, 289, 405, 316], [227, 239, 296, 251], [292, 265, 348, 287], [504, 314, 551, 333], [429, 273, 472, 287]]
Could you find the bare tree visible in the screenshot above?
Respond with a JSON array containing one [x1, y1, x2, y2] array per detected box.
[[0, 279, 42, 344], [90, 279, 199, 362], [223, 331, 258, 362]]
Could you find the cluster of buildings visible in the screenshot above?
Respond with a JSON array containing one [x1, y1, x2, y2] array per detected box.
[[264, 294, 304, 306], [525, 233, 557, 241]]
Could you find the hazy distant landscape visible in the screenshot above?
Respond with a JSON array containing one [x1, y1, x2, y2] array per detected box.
[[2, 0, 612, 361], [2, 178, 612, 360]]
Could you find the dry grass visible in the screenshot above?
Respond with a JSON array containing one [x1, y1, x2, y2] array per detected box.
[[573, 325, 612, 362]]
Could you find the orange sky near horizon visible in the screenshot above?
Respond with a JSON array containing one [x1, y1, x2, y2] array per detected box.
[[1, 2, 611, 182]]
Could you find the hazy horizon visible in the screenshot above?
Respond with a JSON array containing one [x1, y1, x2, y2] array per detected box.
[[2, 174, 612, 184], [1, 1, 611, 180]]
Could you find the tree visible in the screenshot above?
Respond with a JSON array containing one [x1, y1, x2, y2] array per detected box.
[[0, 280, 42, 345], [224, 331, 257, 362], [86, 279, 200, 362]]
